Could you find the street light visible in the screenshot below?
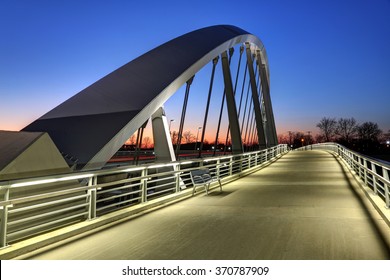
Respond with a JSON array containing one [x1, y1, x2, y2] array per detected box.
[[307, 131, 311, 145], [169, 119, 175, 134], [194, 126, 202, 153]]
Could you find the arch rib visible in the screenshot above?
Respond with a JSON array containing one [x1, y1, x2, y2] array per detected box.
[[23, 25, 274, 170]]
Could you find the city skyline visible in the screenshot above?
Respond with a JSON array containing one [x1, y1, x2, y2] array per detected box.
[[1, 0, 389, 140]]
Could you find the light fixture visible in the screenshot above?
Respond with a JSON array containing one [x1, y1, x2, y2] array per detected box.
[[11, 173, 95, 188]]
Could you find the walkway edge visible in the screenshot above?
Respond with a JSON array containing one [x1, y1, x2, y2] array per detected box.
[[0, 152, 287, 260], [333, 152, 390, 227]]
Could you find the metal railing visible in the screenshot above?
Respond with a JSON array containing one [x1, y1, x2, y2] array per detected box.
[[0, 144, 288, 248], [297, 143, 390, 209]]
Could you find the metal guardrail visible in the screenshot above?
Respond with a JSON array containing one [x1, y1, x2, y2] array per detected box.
[[297, 143, 390, 209], [0, 144, 288, 248]]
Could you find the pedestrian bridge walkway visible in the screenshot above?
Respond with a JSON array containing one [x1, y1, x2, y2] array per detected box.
[[16, 150, 390, 260]]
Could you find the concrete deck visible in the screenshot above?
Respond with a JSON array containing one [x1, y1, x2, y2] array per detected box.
[[18, 150, 390, 259]]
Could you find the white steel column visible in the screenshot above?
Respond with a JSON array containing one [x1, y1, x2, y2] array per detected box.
[[152, 107, 176, 162], [199, 57, 219, 157], [256, 50, 278, 146], [245, 43, 267, 149], [221, 51, 243, 154]]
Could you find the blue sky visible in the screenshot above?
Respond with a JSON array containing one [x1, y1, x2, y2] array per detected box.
[[1, 0, 389, 137]]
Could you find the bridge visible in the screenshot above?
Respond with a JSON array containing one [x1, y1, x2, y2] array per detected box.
[[0, 25, 389, 260], [7, 146, 390, 260]]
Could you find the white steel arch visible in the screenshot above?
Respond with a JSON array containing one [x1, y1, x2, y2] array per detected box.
[[23, 25, 276, 170]]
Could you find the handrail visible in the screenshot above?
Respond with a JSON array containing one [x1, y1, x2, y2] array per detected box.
[[0, 144, 288, 248], [296, 143, 390, 209]]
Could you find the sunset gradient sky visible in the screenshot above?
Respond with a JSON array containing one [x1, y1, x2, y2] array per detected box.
[[1, 0, 389, 141]]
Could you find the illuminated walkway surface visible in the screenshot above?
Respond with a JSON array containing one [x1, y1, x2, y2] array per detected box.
[[21, 150, 390, 260]]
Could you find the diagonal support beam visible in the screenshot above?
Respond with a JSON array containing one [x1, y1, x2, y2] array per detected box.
[[221, 51, 243, 154], [256, 50, 278, 146], [245, 42, 267, 148], [199, 57, 219, 157], [175, 76, 194, 158]]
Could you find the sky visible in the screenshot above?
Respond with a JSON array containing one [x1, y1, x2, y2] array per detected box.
[[1, 0, 389, 141]]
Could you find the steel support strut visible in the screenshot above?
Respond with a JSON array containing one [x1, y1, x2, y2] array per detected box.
[[199, 57, 219, 157], [176, 76, 194, 158], [245, 42, 267, 148], [214, 48, 234, 155], [224, 46, 244, 153], [256, 50, 278, 146], [221, 50, 243, 154], [134, 121, 148, 165]]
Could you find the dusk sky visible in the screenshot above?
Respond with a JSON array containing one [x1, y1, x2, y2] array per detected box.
[[1, 0, 389, 141]]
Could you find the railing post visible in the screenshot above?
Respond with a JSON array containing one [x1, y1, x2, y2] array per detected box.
[[175, 163, 180, 193], [338, 145, 342, 157], [384, 169, 389, 208], [87, 176, 97, 220], [355, 155, 360, 175], [346, 150, 351, 168], [371, 163, 378, 194], [351, 154, 355, 172], [216, 159, 221, 178], [0, 187, 10, 248], [363, 159, 368, 185], [141, 169, 148, 203], [229, 157, 233, 176]]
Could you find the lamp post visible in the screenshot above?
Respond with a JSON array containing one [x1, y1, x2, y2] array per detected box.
[[169, 119, 175, 134], [194, 126, 202, 153], [288, 131, 292, 148], [307, 131, 311, 144]]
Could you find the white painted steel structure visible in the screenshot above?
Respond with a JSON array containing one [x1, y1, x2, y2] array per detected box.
[[298, 143, 390, 209], [0, 145, 288, 248], [1, 25, 281, 255], [23, 25, 277, 170]]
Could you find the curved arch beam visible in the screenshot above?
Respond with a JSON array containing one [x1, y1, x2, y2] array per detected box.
[[23, 25, 272, 170]]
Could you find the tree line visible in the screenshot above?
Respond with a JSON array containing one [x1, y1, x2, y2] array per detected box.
[[277, 117, 389, 156], [315, 117, 390, 154], [317, 117, 383, 141]]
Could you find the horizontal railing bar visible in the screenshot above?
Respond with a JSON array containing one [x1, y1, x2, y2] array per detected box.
[[0, 187, 92, 208], [97, 190, 142, 203], [147, 187, 176, 197], [7, 212, 88, 239], [96, 197, 141, 212], [147, 175, 176, 184], [95, 177, 147, 190], [8, 194, 89, 214], [0, 148, 281, 188], [147, 181, 176, 190], [97, 182, 142, 194], [8, 203, 89, 226]]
